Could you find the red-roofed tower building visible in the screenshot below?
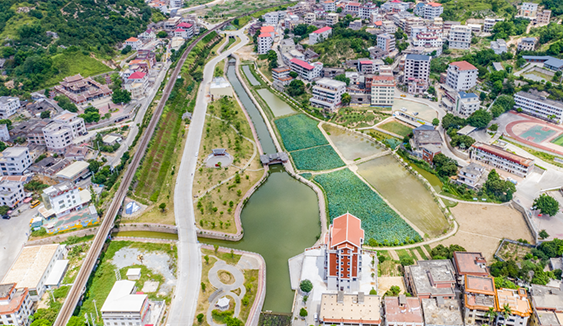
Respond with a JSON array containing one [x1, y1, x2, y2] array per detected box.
[[446, 61, 478, 91], [324, 213, 365, 292]]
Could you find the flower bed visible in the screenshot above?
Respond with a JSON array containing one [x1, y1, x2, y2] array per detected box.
[[312, 169, 421, 245], [291, 145, 345, 171], [274, 114, 328, 151]]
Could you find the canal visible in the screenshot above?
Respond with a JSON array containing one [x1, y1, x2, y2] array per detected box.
[[201, 65, 321, 313]]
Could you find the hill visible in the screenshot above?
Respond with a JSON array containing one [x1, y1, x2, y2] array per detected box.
[[0, 0, 164, 94]]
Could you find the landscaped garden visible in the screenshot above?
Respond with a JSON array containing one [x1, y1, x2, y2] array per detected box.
[[290, 145, 345, 171], [311, 169, 422, 246]]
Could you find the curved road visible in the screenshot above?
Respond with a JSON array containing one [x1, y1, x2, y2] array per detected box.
[[168, 27, 250, 325]]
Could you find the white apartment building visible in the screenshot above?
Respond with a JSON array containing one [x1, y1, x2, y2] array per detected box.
[[519, 2, 538, 17], [0, 147, 31, 176], [381, 0, 410, 12], [518, 37, 537, 51], [514, 90, 563, 123], [412, 32, 443, 50], [491, 39, 508, 54], [289, 58, 323, 81], [263, 12, 279, 26], [404, 54, 430, 94], [371, 75, 395, 107], [257, 32, 274, 54], [382, 20, 397, 33], [0, 179, 25, 208], [272, 66, 293, 87], [345, 2, 361, 15], [471, 143, 534, 177], [323, 0, 335, 12], [377, 33, 395, 52], [304, 13, 316, 24], [326, 13, 339, 25], [456, 163, 485, 189], [0, 96, 20, 119], [0, 284, 34, 326], [124, 37, 143, 50], [309, 26, 332, 45], [455, 91, 480, 117], [446, 61, 478, 91], [310, 78, 346, 112], [101, 281, 151, 326], [0, 124, 9, 141], [423, 2, 443, 19], [1, 244, 66, 301], [42, 110, 86, 154], [483, 18, 503, 33], [360, 2, 378, 20], [449, 25, 472, 49], [41, 182, 87, 217]]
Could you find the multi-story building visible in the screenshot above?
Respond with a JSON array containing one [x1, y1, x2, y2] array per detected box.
[[272, 66, 293, 87], [455, 91, 480, 117], [518, 37, 537, 51], [519, 2, 538, 18], [449, 25, 472, 49], [446, 61, 478, 91], [174, 22, 194, 39], [491, 39, 508, 54], [404, 54, 430, 94], [0, 124, 9, 141], [0, 179, 25, 208], [529, 284, 563, 326], [326, 13, 339, 25], [463, 275, 497, 325], [42, 110, 87, 154], [1, 244, 66, 301], [124, 71, 149, 100], [42, 182, 88, 217], [289, 58, 323, 81], [455, 163, 485, 189], [421, 297, 464, 326], [0, 147, 31, 176], [470, 143, 534, 177], [257, 26, 275, 54], [319, 293, 381, 326], [452, 251, 489, 281], [345, 2, 361, 15], [124, 37, 143, 50], [410, 125, 442, 163], [304, 12, 316, 25], [263, 12, 279, 26], [0, 284, 34, 326], [404, 260, 457, 299], [101, 280, 151, 326], [0, 96, 20, 118], [324, 213, 364, 292], [309, 26, 332, 45], [536, 9, 551, 25], [360, 2, 378, 20], [514, 90, 563, 123], [377, 33, 395, 53], [371, 76, 395, 107], [422, 2, 443, 20], [384, 296, 424, 326], [412, 32, 443, 51], [381, 0, 410, 13], [323, 0, 335, 12], [484, 18, 503, 33], [310, 78, 346, 112], [495, 288, 532, 326]]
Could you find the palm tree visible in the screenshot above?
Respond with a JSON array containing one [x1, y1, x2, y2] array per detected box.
[[502, 303, 512, 322], [484, 307, 497, 325]]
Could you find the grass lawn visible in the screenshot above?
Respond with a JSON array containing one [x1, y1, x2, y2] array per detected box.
[[396, 249, 415, 261], [257, 59, 272, 83], [551, 134, 563, 146], [195, 255, 218, 326], [43, 51, 113, 88], [415, 246, 429, 260], [378, 120, 413, 137], [378, 251, 401, 277], [193, 97, 264, 234]]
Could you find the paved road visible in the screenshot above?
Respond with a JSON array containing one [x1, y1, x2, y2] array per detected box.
[[168, 27, 250, 326], [0, 207, 38, 280]]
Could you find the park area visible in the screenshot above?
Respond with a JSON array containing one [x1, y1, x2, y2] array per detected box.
[[311, 168, 421, 246], [193, 97, 264, 234], [358, 155, 450, 238]]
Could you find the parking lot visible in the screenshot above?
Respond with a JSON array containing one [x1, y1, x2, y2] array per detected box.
[[0, 206, 38, 280]]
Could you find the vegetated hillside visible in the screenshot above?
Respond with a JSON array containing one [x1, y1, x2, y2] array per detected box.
[[0, 0, 164, 94], [439, 0, 560, 21]]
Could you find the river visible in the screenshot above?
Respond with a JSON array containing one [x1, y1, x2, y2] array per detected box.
[[200, 65, 320, 313]]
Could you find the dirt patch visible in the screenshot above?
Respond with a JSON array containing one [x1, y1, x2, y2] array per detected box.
[[218, 270, 235, 285], [378, 276, 406, 296], [433, 203, 534, 261], [496, 241, 532, 262]]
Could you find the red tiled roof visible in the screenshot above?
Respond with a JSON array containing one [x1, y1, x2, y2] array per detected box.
[[472, 143, 533, 167], [314, 26, 332, 34], [373, 75, 395, 81], [258, 33, 272, 38], [360, 60, 372, 65], [177, 22, 193, 28], [450, 60, 477, 71], [375, 21, 383, 26], [428, 2, 442, 6], [128, 72, 146, 79], [329, 213, 364, 249], [175, 28, 186, 32], [347, 2, 360, 6], [290, 58, 314, 70], [125, 37, 139, 42], [260, 26, 275, 32]]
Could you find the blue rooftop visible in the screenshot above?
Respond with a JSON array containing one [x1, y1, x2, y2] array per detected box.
[[522, 55, 553, 60], [458, 91, 478, 99], [545, 57, 563, 68], [406, 54, 431, 61]]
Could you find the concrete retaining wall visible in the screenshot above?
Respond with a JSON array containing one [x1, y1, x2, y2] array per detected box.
[[511, 199, 539, 244], [114, 223, 178, 234]]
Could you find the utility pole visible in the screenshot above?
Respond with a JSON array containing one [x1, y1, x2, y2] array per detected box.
[[93, 299, 99, 321], [85, 313, 91, 326]]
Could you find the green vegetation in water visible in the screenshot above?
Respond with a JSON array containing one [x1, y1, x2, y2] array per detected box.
[[290, 145, 345, 171], [312, 168, 421, 246], [275, 114, 328, 151], [113, 231, 179, 240]]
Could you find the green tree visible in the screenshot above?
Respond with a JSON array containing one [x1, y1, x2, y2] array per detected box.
[[341, 93, 351, 106], [157, 31, 168, 38], [369, 288, 377, 295], [30, 320, 51, 326], [334, 74, 350, 86], [159, 203, 166, 211], [400, 256, 415, 266], [467, 110, 492, 129], [121, 45, 132, 55], [54, 95, 78, 112], [483, 169, 516, 202], [489, 124, 498, 131], [484, 307, 498, 325], [300, 279, 313, 292], [289, 71, 298, 78], [112, 89, 132, 104], [432, 153, 458, 177], [533, 193, 560, 216], [197, 313, 205, 323], [432, 118, 439, 126], [286, 80, 305, 96], [539, 229, 550, 239], [40, 110, 50, 119], [79, 106, 101, 123], [299, 308, 308, 317], [0, 205, 10, 216]]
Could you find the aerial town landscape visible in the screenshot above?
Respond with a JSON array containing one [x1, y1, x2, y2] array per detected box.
[[2, 0, 563, 325]]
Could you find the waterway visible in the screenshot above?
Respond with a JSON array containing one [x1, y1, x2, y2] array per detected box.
[[242, 65, 261, 86], [202, 64, 321, 313], [227, 65, 276, 154], [257, 88, 295, 117]]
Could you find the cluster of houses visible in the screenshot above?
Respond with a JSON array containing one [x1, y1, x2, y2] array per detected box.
[[296, 213, 563, 326]]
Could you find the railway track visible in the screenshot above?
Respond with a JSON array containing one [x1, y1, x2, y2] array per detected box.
[[54, 6, 289, 323]]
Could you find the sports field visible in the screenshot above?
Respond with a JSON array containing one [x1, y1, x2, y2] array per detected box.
[[551, 134, 563, 146], [519, 125, 556, 144]]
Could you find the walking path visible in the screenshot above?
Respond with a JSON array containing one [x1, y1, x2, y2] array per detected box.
[[207, 259, 245, 326]]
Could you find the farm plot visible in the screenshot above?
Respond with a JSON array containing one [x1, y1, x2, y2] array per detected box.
[[312, 169, 421, 246], [290, 145, 345, 171], [274, 114, 328, 151]]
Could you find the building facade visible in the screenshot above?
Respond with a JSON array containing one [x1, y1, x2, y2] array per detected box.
[[449, 26, 472, 49], [41, 182, 85, 217], [0, 284, 34, 326], [514, 90, 563, 123], [289, 58, 323, 81], [371, 76, 395, 107], [0, 179, 25, 208], [310, 78, 346, 112], [0, 147, 31, 176], [309, 26, 332, 45], [377, 33, 396, 53], [0, 96, 20, 119], [470, 143, 534, 177], [42, 111, 87, 154], [455, 91, 480, 117], [101, 281, 151, 326], [518, 37, 537, 51], [404, 54, 430, 94], [446, 61, 478, 91]]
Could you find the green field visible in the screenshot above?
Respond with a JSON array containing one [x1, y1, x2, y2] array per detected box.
[[551, 134, 563, 146], [290, 145, 345, 171], [378, 121, 413, 137], [275, 114, 329, 151], [43, 51, 113, 88]]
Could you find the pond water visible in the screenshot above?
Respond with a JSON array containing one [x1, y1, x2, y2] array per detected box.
[[322, 124, 385, 160], [200, 165, 320, 312], [227, 65, 276, 154], [357, 155, 448, 238], [112, 247, 177, 293], [242, 65, 261, 86], [393, 99, 438, 123], [256, 89, 295, 117]]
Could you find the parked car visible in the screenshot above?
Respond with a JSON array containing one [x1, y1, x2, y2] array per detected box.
[[2, 215, 10, 220]]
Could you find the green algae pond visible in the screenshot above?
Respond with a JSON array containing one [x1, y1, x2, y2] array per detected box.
[[322, 124, 385, 160]]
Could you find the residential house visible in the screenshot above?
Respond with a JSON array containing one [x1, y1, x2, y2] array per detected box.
[[323, 0, 335, 12], [309, 26, 332, 45], [518, 37, 537, 51], [319, 293, 381, 326], [0, 179, 25, 208], [495, 288, 532, 326], [371, 75, 395, 107], [404, 54, 430, 94], [404, 260, 457, 299], [463, 275, 497, 325], [446, 61, 478, 91], [452, 252, 489, 282], [41, 182, 90, 217], [455, 91, 480, 117], [449, 25, 472, 49], [0, 96, 20, 118], [310, 78, 346, 112], [257, 26, 275, 54], [421, 297, 464, 326], [42, 111, 87, 154], [0, 284, 34, 326], [411, 125, 442, 164], [491, 39, 508, 54], [326, 13, 339, 25], [289, 58, 323, 81], [529, 284, 563, 325], [272, 67, 293, 88], [124, 37, 143, 50], [456, 163, 485, 189], [384, 296, 424, 326], [101, 280, 151, 326], [377, 33, 396, 53], [0, 147, 31, 176]]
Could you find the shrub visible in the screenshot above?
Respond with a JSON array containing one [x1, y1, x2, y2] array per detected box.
[[300, 280, 313, 293], [299, 308, 308, 317]]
